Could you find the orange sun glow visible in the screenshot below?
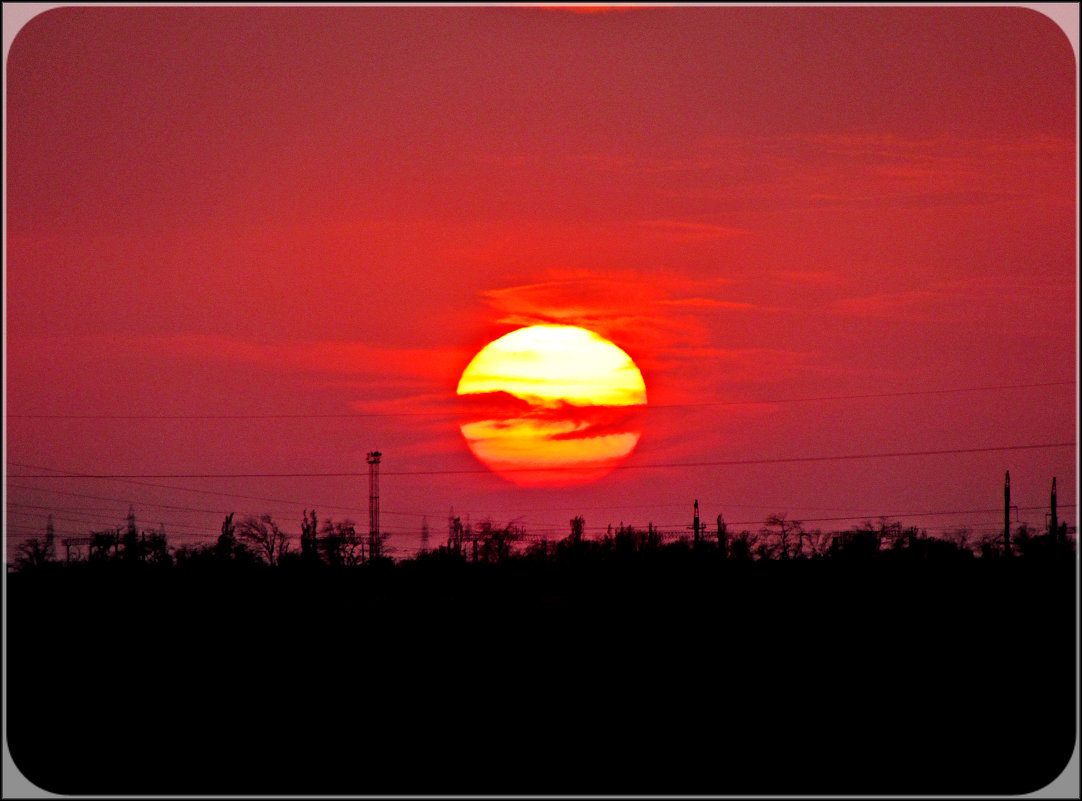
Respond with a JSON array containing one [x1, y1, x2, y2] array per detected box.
[[456, 325, 647, 486]]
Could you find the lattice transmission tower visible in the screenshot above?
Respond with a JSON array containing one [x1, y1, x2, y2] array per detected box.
[[367, 451, 382, 559]]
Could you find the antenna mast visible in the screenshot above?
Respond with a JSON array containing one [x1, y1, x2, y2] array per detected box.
[[367, 451, 382, 559]]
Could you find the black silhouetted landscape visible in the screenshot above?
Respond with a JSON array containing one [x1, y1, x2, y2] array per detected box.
[[7, 512, 1076, 795], [7, 5, 1077, 798]]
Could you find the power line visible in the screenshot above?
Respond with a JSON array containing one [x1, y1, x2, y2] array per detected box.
[[7, 441, 1074, 479], [648, 380, 1077, 409], [3, 478, 903, 521], [2, 488, 428, 538], [518, 504, 1076, 533], [6, 523, 82, 538], [6, 486, 232, 517], [6, 507, 213, 535], [7, 469, 430, 520], [5, 380, 1074, 419], [12, 481, 1069, 546], [9, 502, 1071, 549]]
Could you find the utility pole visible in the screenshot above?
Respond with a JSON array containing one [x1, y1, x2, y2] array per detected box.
[[1050, 477, 1058, 541], [1004, 471, 1011, 557], [692, 499, 701, 544]]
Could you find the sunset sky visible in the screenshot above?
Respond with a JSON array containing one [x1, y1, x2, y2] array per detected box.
[[5, 5, 1077, 560]]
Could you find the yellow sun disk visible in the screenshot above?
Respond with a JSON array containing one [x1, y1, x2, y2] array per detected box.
[[456, 326, 646, 406], [456, 325, 647, 485]]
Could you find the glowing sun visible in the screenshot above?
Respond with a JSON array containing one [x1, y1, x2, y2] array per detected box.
[[457, 325, 647, 486]]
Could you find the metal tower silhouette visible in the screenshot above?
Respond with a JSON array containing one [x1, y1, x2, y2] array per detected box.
[[1050, 476, 1058, 541], [367, 451, 382, 555], [1003, 471, 1011, 557]]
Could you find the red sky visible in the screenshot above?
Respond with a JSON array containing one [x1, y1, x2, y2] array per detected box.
[[5, 5, 1077, 559]]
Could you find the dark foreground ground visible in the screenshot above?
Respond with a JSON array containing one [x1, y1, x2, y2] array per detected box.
[[6, 556, 1077, 795]]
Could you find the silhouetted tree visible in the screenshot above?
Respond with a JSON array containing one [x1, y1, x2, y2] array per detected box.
[[60, 536, 85, 564], [368, 523, 391, 564], [216, 513, 238, 561], [976, 529, 1003, 559], [850, 519, 905, 554], [448, 512, 464, 555], [905, 531, 971, 561], [833, 526, 881, 559], [301, 509, 319, 563], [466, 519, 477, 563], [142, 521, 172, 567], [1014, 522, 1076, 560], [337, 520, 363, 566], [320, 519, 362, 567], [478, 520, 522, 563], [89, 527, 120, 562], [761, 514, 804, 560], [569, 516, 584, 546], [887, 525, 921, 553], [1012, 523, 1048, 559], [15, 516, 56, 570], [523, 538, 553, 562], [946, 527, 973, 555], [141, 523, 172, 566], [174, 542, 216, 567], [612, 523, 661, 555], [792, 528, 829, 559], [614, 523, 637, 555], [121, 506, 142, 563], [728, 531, 753, 561], [237, 514, 289, 566]]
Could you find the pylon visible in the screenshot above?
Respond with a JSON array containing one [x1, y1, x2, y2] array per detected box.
[[367, 451, 382, 559]]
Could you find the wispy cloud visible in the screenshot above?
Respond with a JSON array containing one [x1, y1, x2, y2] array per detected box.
[[477, 270, 762, 369], [153, 335, 472, 384], [773, 270, 842, 285], [669, 347, 820, 383], [572, 153, 721, 174], [637, 219, 746, 242], [830, 290, 939, 319], [472, 269, 801, 414], [658, 298, 756, 310], [597, 131, 1074, 215]]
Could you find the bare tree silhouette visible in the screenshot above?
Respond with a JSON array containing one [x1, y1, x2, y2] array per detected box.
[[319, 519, 363, 567], [478, 520, 523, 563], [89, 527, 120, 562], [121, 505, 142, 563], [16, 516, 56, 569], [142, 523, 172, 566], [761, 514, 804, 560], [237, 514, 290, 567], [947, 526, 973, 555]]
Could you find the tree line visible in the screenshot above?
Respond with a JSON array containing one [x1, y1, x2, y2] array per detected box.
[[10, 505, 1074, 572]]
